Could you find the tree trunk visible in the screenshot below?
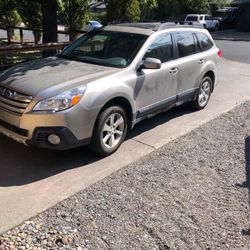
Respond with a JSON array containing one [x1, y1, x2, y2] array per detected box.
[[7, 28, 15, 44], [33, 30, 42, 44], [41, 0, 58, 43]]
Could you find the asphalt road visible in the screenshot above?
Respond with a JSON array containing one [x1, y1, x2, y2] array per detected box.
[[0, 39, 250, 234], [215, 40, 250, 64]]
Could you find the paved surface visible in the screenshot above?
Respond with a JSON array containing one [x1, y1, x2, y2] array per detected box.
[[212, 29, 250, 41], [215, 40, 250, 64], [1, 101, 250, 249], [0, 42, 250, 234]]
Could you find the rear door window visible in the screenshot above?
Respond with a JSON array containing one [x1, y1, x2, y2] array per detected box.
[[195, 32, 214, 51], [174, 32, 198, 58]]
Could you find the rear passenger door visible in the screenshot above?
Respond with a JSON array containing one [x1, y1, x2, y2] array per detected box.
[[173, 31, 203, 102]]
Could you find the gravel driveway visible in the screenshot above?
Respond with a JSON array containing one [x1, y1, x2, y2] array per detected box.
[[1, 102, 250, 250]]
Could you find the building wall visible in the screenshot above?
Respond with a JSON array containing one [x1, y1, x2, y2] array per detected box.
[[236, 3, 250, 31]]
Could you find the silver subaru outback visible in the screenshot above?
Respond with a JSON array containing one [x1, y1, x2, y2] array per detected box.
[[0, 22, 221, 156]]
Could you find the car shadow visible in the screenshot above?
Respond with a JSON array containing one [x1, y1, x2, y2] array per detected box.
[[0, 138, 102, 187], [129, 104, 194, 138], [0, 105, 194, 187]]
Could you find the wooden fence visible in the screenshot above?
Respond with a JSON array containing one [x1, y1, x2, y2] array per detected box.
[[0, 26, 86, 45]]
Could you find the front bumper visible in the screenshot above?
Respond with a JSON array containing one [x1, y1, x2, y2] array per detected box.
[[0, 120, 91, 150], [0, 119, 28, 145], [27, 127, 91, 150], [0, 104, 99, 150]]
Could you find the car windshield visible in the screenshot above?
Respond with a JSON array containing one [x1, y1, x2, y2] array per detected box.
[[60, 31, 147, 68], [186, 16, 198, 21]]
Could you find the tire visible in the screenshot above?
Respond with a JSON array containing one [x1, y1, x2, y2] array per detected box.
[[89, 105, 128, 156], [192, 76, 212, 110]]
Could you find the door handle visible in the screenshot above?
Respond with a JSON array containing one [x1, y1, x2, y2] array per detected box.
[[198, 59, 205, 64], [169, 68, 178, 74]]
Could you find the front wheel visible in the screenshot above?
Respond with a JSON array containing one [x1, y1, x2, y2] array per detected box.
[[89, 105, 128, 156], [192, 76, 212, 110]]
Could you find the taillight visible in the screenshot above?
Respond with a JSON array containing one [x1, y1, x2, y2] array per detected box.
[[217, 49, 222, 58]]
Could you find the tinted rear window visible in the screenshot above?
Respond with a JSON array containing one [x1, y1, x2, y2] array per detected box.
[[174, 32, 198, 58], [196, 32, 214, 51], [186, 16, 198, 21]]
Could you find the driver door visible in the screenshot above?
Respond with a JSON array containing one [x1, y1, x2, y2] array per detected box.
[[135, 32, 179, 117]]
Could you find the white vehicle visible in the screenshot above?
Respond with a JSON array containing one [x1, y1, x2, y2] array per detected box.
[[85, 20, 103, 32], [185, 14, 219, 30]]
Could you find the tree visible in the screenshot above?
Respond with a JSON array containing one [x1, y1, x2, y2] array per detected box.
[[16, 0, 42, 44], [0, 0, 21, 27], [208, 0, 230, 15], [40, 0, 58, 43], [154, 0, 229, 20], [125, 0, 141, 22], [140, 0, 158, 20], [63, 0, 89, 41], [0, 0, 21, 39], [105, 0, 141, 22]]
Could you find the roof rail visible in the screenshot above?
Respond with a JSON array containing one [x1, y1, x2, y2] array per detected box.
[[153, 21, 204, 31]]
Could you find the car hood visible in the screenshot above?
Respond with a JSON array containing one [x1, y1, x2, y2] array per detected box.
[[0, 57, 121, 97]]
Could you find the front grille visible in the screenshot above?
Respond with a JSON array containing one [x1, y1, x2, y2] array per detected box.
[[0, 118, 28, 137], [0, 86, 32, 115]]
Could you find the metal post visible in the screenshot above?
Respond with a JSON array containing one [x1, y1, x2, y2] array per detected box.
[[20, 28, 24, 45], [7, 27, 11, 44]]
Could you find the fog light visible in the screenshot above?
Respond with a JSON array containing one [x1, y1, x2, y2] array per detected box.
[[48, 134, 61, 145]]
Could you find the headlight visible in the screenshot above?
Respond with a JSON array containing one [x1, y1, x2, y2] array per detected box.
[[33, 86, 87, 112]]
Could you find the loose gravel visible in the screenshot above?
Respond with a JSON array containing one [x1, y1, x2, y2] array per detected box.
[[1, 102, 250, 250]]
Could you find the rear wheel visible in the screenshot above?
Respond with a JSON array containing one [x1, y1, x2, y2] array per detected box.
[[192, 76, 212, 110], [89, 105, 128, 156]]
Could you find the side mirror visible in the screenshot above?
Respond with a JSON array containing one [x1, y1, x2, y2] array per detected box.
[[139, 57, 162, 70]]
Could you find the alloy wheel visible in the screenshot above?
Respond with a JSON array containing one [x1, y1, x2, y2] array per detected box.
[[102, 113, 125, 149], [198, 80, 211, 108]]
